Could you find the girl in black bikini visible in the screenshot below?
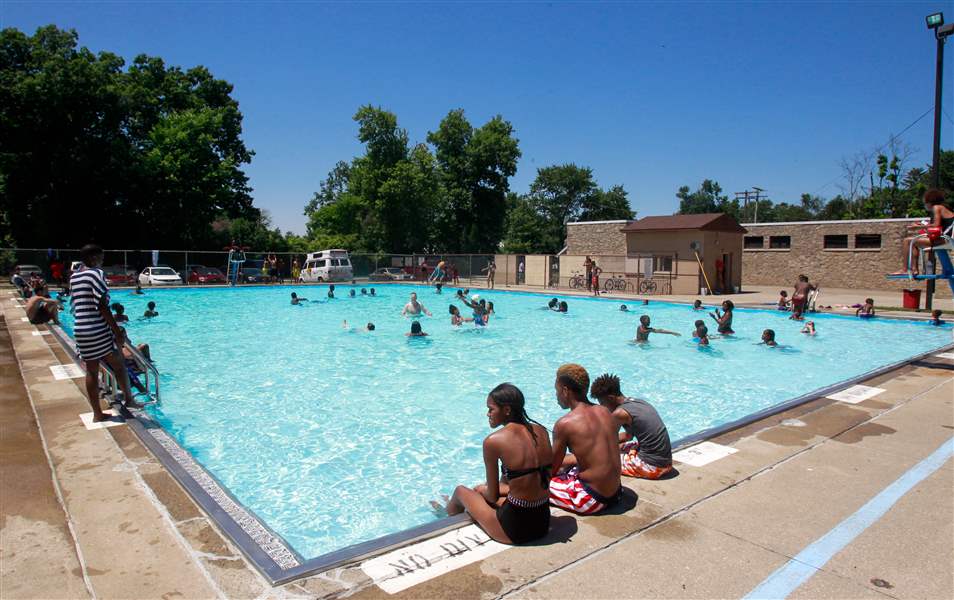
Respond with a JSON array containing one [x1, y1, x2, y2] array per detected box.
[[443, 383, 553, 544]]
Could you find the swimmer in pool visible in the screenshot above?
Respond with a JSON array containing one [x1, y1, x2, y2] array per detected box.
[[461, 294, 489, 326], [111, 302, 129, 322], [709, 300, 734, 334], [487, 302, 495, 317], [856, 298, 875, 319], [349, 289, 356, 297], [327, 285, 335, 299], [143, 301, 159, 318], [642, 299, 649, 306], [759, 329, 778, 347], [370, 288, 376, 296], [778, 290, 790, 310], [634, 315, 681, 342], [620, 304, 628, 312], [449, 305, 473, 326], [548, 298, 559, 310], [402, 292, 432, 317], [557, 301, 568, 313], [692, 299, 703, 311], [342, 320, 375, 332], [931, 310, 944, 326], [291, 292, 308, 305], [361, 288, 368, 295], [693, 322, 710, 346], [407, 321, 428, 337], [801, 321, 816, 336]]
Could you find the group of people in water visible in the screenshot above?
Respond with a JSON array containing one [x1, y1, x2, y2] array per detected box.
[[435, 365, 672, 545]]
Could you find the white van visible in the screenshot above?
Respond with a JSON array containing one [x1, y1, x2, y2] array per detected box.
[[300, 249, 354, 282]]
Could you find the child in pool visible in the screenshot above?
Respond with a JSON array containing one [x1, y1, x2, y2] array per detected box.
[[370, 288, 376, 296], [760, 329, 778, 347], [620, 304, 629, 312], [931, 310, 943, 326], [709, 300, 734, 334], [111, 303, 129, 322], [642, 299, 649, 306], [291, 292, 308, 305], [856, 298, 875, 318], [143, 301, 159, 318], [556, 301, 568, 313], [349, 289, 356, 297], [634, 315, 681, 342], [692, 299, 703, 311], [407, 321, 428, 337], [548, 298, 559, 310], [693, 322, 710, 346], [449, 305, 473, 326], [801, 321, 816, 336], [487, 302, 495, 317], [361, 288, 368, 295], [778, 290, 790, 310], [327, 285, 335, 299]]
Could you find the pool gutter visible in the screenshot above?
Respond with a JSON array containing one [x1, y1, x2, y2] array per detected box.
[[46, 317, 954, 586]]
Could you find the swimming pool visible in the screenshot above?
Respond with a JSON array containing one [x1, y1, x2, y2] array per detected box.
[[59, 284, 952, 560]]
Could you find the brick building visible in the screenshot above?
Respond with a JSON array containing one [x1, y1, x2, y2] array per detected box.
[[741, 218, 949, 298]]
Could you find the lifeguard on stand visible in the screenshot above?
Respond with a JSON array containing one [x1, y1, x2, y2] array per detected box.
[[224, 240, 248, 286], [886, 189, 954, 297]]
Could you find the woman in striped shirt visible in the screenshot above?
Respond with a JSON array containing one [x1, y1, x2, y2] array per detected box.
[[70, 244, 143, 422]]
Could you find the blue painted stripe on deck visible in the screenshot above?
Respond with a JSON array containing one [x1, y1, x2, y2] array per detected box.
[[745, 437, 954, 600]]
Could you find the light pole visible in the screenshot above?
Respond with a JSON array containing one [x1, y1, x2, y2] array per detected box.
[[923, 12, 952, 311]]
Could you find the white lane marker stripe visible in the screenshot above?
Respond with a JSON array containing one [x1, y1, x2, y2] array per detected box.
[[744, 437, 954, 599], [934, 352, 954, 360], [361, 524, 509, 594], [825, 384, 885, 404], [79, 409, 125, 430], [673, 441, 738, 467]]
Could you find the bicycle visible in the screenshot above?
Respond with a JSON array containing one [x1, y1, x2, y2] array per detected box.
[[603, 275, 627, 292], [638, 279, 658, 294], [568, 271, 587, 289]]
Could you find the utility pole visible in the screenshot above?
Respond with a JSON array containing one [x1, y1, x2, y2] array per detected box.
[[752, 187, 765, 224], [734, 190, 751, 221], [923, 12, 952, 311], [735, 188, 768, 223]]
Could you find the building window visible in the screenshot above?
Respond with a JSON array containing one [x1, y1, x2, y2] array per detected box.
[[769, 236, 791, 249], [653, 256, 673, 273], [823, 234, 848, 249], [744, 236, 764, 249], [855, 234, 882, 249]]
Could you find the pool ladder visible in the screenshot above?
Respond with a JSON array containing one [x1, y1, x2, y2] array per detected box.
[[99, 341, 161, 407]]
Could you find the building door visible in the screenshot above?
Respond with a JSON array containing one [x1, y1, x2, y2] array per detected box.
[[721, 253, 731, 293]]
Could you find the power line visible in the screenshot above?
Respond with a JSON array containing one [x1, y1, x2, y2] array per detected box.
[[943, 108, 954, 127], [812, 106, 935, 195]]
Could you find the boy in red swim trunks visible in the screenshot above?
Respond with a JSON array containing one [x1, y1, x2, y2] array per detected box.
[[590, 373, 673, 480], [549, 364, 622, 514]]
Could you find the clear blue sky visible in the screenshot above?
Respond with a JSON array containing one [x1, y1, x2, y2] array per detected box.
[[3, 1, 952, 233]]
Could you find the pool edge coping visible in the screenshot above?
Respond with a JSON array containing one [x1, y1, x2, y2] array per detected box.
[[41, 298, 954, 586]]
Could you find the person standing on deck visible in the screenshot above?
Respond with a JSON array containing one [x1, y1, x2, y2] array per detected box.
[[584, 256, 593, 291], [71, 244, 143, 422]]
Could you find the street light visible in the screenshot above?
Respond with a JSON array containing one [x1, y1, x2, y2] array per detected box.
[[923, 11, 953, 311]]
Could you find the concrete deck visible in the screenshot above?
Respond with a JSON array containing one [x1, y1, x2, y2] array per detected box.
[[2, 287, 952, 600]]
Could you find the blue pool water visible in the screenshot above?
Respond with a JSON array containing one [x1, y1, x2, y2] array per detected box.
[[60, 284, 951, 558]]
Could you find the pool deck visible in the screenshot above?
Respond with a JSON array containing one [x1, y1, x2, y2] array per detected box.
[[2, 285, 952, 599]]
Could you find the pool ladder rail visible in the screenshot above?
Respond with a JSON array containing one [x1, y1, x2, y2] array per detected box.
[[99, 340, 161, 407]]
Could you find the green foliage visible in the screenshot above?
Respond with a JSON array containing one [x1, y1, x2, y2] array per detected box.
[[500, 164, 634, 254], [0, 25, 256, 248], [676, 180, 740, 218]]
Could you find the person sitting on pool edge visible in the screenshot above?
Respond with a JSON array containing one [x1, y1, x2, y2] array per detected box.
[[291, 292, 308, 305], [407, 321, 428, 337], [634, 315, 681, 342], [143, 301, 158, 318], [25, 295, 61, 325], [442, 383, 553, 545], [590, 373, 673, 480], [549, 364, 622, 515]]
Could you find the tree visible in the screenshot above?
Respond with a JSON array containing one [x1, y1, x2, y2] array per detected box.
[[0, 25, 257, 248], [579, 185, 635, 222], [676, 179, 739, 218], [427, 110, 520, 252]]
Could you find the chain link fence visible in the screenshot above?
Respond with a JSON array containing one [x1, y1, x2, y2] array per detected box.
[[3, 248, 705, 295]]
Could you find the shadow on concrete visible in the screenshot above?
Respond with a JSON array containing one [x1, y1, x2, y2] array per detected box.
[[656, 467, 681, 481], [523, 515, 579, 546], [910, 360, 954, 372], [599, 488, 639, 516]]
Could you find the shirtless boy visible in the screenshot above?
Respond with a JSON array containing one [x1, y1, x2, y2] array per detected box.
[[549, 364, 622, 514]]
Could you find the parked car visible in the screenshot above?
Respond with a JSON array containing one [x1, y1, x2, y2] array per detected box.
[[103, 265, 135, 286], [369, 267, 414, 281], [300, 249, 354, 282], [239, 267, 269, 284], [185, 265, 227, 284], [15, 264, 44, 278], [139, 266, 183, 286]]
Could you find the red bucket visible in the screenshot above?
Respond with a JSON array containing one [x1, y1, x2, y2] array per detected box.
[[902, 289, 921, 310]]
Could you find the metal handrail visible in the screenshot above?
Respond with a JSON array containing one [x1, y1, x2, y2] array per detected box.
[[123, 340, 160, 405]]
